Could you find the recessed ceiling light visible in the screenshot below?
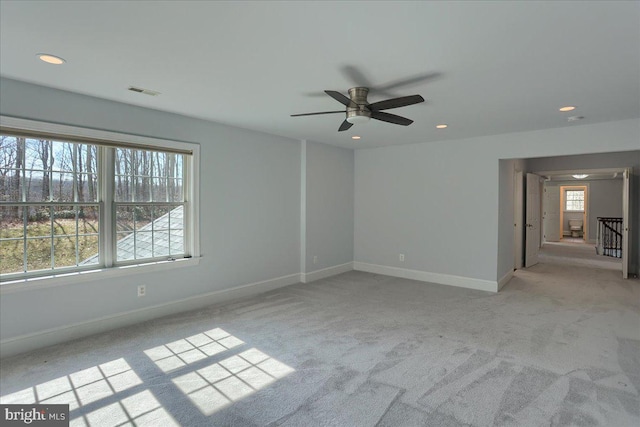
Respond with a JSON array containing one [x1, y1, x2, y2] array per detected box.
[[436, 124, 448, 129], [37, 53, 66, 65], [351, 136, 361, 140], [559, 106, 576, 112], [572, 174, 589, 179]]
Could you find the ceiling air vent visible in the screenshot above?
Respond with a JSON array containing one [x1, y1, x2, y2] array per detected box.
[[128, 86, 161, 96]]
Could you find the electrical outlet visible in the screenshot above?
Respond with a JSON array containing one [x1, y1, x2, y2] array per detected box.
[[313, 256, 318, 264], [399, 254, 405, 262], [137, 285, 146, 297]]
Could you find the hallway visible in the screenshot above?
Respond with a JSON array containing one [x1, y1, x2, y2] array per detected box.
[[539, 240, 622, 271]]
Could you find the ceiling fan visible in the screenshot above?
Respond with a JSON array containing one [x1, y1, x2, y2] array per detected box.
[[291, 87, 425, 132]]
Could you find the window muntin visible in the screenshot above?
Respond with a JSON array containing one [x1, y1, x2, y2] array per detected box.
[[565, 190, 584, 211], [1, 132, 191, 280]]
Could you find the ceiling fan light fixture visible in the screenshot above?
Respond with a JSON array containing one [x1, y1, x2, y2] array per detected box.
[[346, 115, 371, 125], [572, 174, 589, 179]]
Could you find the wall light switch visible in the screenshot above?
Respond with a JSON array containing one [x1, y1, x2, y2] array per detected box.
[[399, 254, 405, 262], [138, 285, 146, 297]]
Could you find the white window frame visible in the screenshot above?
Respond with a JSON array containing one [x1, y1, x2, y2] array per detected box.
[[564, 189, 585, 212], [0, 116, 200, 292]]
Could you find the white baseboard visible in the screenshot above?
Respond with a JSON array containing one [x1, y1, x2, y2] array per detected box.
[[302, 262, 353, 283], [0, 273, 301, 358], [498, 270, 514, 290], [353, 262, 498, 293]]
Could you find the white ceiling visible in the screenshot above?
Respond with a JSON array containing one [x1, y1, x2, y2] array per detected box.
[[1, 1, 639, 149]]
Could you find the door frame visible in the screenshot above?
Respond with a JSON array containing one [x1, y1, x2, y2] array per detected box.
[[559, 184, 589, 241], [514, 170, 524, 269], [622, 168, 631, 279], [525, 173, 542, 268]]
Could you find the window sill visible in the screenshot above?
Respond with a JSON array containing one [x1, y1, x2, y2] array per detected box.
[[0, 257, 201, 295]]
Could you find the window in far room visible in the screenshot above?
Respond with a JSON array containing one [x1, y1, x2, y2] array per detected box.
[[565, 189, 585, 211]]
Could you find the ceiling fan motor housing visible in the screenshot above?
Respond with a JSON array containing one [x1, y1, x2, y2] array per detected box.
[[346, 87, 372, 123]]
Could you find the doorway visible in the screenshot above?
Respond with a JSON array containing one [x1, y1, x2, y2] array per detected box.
[[507, 151, 638, 285], [542, 182, 589, 244], [526, 168, 629, 277], [558, 184, 588, 243]]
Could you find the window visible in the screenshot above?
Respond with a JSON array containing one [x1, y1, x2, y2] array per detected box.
[[0, 120, 198, 281], [1, 137, 100, 275], [114, 148, 185, 262], [565, 190, 584, 211]]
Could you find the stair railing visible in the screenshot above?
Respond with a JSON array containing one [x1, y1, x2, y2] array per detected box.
[[596, 217, 623, 258]]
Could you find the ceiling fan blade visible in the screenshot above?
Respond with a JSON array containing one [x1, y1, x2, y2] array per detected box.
[[375, 72, 442, 92], [291, 110, 345, 117], [341, 65, 375, 88], [368, 95, 425, 111], [371, 111, 414, 126], [325, 90, 353, 106], [338, 120, 353, 132]]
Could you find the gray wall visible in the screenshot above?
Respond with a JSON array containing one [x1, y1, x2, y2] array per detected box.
[[305, 141, 354, 272], [355, 141, 498, 281], [588, 180, 624, 240], [0, 78, 303, 340], [356, 120, 640, 285], [529, 151, 639, 273]]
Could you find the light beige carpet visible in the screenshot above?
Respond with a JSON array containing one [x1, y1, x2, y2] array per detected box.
[[1, 262, 639, 426], [539, 241, 622, 271]]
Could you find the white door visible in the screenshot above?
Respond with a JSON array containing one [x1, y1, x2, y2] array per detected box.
[[514, 171, 524, 269], [543, 185, 561, 242], [622, 168, 631, 279], [525, 173, 541, 267]]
